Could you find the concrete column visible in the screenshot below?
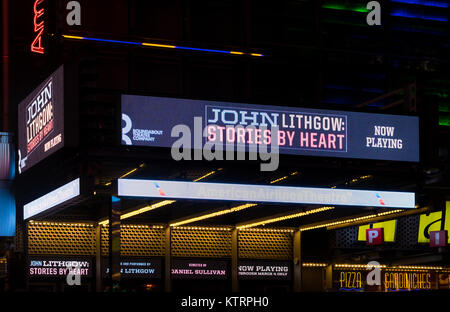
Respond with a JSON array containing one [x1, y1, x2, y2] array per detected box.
[[231, 228, 239, 292], [164, 226, 172, 292], [293, 230, 302, 292]]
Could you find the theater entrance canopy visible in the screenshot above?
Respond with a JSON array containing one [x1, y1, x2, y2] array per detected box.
[[22, 157, 425, 232]]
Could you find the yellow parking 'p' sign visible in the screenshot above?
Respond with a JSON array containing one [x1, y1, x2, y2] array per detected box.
[[358, 220, 397, 242]]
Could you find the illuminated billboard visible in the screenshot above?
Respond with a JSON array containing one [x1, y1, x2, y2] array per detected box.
[[118, 179, 416, 208], [23, 178, 80, 220], [18, 66, 65, 174], [121, 94, 419, 162]]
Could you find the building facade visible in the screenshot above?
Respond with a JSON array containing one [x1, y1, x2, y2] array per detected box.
[[0, 0, 449, 292]]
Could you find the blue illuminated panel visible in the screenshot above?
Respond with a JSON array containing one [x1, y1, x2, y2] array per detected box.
[[0, 182, 15, 236], [391, 9, 448, 22], [391, 0, 449, 8], [0, 134, 15, 236]]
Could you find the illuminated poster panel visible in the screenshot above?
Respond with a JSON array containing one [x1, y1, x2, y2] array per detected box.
[[118, 179, 416, 209], [238, 261, 291, 280], [18, 66, 65, 174], [121, 94, 419, 162], [28, 257, 92, 279], [23, 178, 80, 220], [103, 258, 162, 279], [171, 259, 228, 280]]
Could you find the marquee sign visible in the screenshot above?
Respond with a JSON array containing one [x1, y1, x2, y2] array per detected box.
[[18, 66, 65, 174], [121, 94, 419, 162], [23, 178, 80, 220], [118, 179, 416, 208]]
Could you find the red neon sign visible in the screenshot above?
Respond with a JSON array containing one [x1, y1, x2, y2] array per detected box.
[[31, 0, 45, 54]]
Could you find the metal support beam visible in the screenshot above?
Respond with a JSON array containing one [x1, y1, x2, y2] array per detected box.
[[165, 226, 172, 292], [355, 87, 404, 108], [231, 228, 239, 292], [108, 197, 121, 291], [95, 224, 102, 292], [293, 230, 302, 292]]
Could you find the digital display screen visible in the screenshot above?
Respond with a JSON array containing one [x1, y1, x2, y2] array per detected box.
[[118, 179, 416, 208], [28, 258, 92, 279], [121, 94, 419, 162], [103, 257, 162, 279], [18, 66, 65, 174], [238, 260, 291, 280], [171, 259, 228, 280]]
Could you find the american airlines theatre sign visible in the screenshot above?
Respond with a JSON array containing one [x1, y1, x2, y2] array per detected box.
[[122, 95, 419, 162]]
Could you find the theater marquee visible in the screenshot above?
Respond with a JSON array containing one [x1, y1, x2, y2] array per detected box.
[[121, 95, 419, 162], [118, 179, 415, 208]]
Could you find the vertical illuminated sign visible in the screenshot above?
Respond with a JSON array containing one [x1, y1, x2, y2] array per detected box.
[[31, 0, 45, 54], [18, 65, 65, 173]]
